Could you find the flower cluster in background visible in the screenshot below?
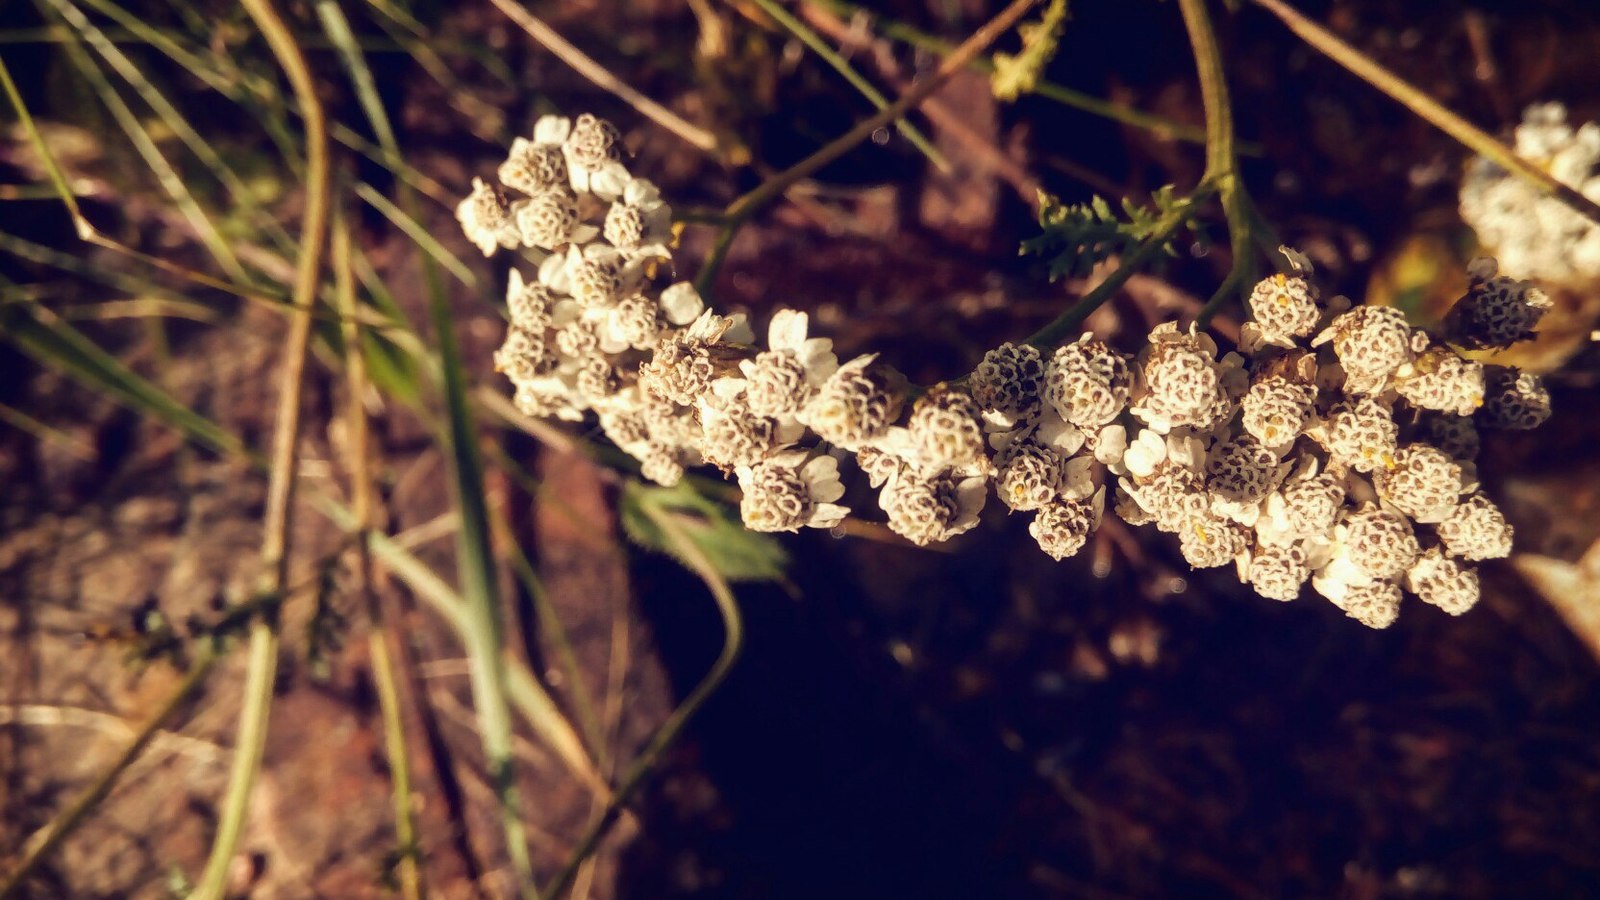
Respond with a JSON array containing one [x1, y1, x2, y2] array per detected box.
[[1461, 102, 1600, 285], [463, 114, 1556, 629]]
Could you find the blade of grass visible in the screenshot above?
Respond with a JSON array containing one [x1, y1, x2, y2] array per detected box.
[[191, 0, 330, 893], [363, 0, 515, 85], [332, 206, 422, 900], [69, 0, 454, 203], [1, 302, 248, 458], [359, 0, 514, 141], [56, 296, 222, 323], [1250, 0, 1600, 227], [743, 0, 948, 171], [0, 226, 422, 352], [313, 10, 536, 892], [489, 484, 609, 770], [542, 482, 745, 900], [0, 399, 95, 460], [1, 56, 259, 300], [315, 495, 610, 796], [0, 650, 218, 899], [37, 11, 251, 283], [43, 0, 294, 250], [0, 227, 191, 298], [427, 248, 539, 900], [354, 181, 477, 287]]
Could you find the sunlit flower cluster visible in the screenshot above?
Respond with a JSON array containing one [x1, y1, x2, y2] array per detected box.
[[1461, 102, 1600, 285], [464, 114, 1555, 629], [1107, 251, 1549, 627]]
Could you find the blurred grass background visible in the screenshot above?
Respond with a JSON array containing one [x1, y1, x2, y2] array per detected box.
[[2, 0, 1600, 897]]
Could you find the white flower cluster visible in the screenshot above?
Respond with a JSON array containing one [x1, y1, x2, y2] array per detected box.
[[1461, 102, 1600, 284], [462, 115, 1554, 629], [1107, 253, 1551, 627]]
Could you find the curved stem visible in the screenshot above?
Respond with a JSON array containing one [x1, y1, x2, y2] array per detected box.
[[191, 0, 330, 894], [540, 492, 746, 900], [1179, 0, 1256, 322]]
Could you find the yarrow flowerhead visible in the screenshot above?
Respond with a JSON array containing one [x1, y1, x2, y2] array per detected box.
[[971, 342, 1045, 422], [1243, 270, 1321, 350], [466, 114, 1554, 631], [1442, 257, 1554, 349], [1131, 323, 1234, 432], [797, 355, 905, 452], [1045, 336, 1131, 429]]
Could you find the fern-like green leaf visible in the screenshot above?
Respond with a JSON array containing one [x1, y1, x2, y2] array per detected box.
[[1020, 184, 1201, 281]]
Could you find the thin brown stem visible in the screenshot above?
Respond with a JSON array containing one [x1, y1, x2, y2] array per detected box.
[[0, 652, 216, 899], [191, 0, 331, 893], [694, 0, 1041, 295], [1251, 0, 1600, 227], [485, 0, 722, 156]]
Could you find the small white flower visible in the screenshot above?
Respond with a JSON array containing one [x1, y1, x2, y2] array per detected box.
[[659, 282, 706, 326], [605, 176, 674, 258], [533, 115, 572, 146], [796, 354, 903, 452], [562, 113, 630, 200], [456, 177, 519, 256], [1120, 428, 1169, 479]]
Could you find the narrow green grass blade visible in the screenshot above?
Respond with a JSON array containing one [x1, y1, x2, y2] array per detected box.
[[45, 0, 293, 250], [0, 54, 87, 229], [314, 495, 608, 793], [544, 481, 745, 899], [427, 266, 538, 899], [71, 0, 453, 202], [315, 1, 397, 150], [313, 5, 534, 891], [363, 0, 512, 83], [0, 228, 190, 298], [2, 303, 247, 458], [745, 0, 948, 171], [354, 182, 477, 287], [491, 491, 608, 769], [38, 8, 250, 283]]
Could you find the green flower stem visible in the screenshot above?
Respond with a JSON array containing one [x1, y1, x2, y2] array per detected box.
[[1179, 0, 1256, 327], [1024, 183, 1214, 349]]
